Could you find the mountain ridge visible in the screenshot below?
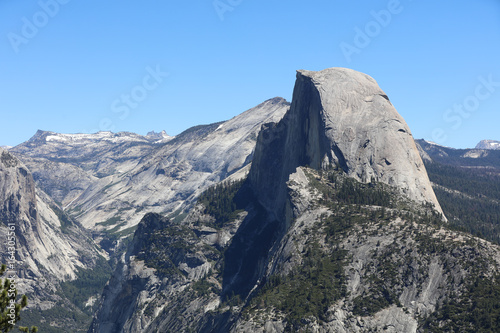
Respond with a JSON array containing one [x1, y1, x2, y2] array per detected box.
[[9, 97, 290, 236], [86, 68, 499, 333], [0, 147, 107, 332]]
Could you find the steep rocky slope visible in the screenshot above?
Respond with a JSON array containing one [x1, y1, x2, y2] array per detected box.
[[86, 68, 500, 333], [250, 69, 442, 221], [0, 147, 106, 332], [10, 130, 171, 209], [11, 98, 289, 236], [89, 167, 500, 332], [71, 97, 289, 231]]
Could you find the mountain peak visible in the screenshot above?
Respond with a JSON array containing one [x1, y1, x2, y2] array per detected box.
[[145, 130, 171, 142], [27, 129, 54, 143], [297, 67, 378, 85], [263, 96, 289, 105], [476, 139, 500, 150], [250, 67, 443, 217], [146, 130, 167, 137]]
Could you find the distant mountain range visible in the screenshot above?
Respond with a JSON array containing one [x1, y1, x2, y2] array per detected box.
[[10, 98, 290, 251], [416, 139, 500, 244]]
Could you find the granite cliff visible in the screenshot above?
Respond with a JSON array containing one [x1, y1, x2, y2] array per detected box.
[[11, 98, 289, 240], [86, 69, 500, 333], [250, 68, 442, 221], [0, 147, 105, 331]]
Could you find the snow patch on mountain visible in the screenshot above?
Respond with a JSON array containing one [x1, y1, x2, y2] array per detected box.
[[476, 139, 500, 150]]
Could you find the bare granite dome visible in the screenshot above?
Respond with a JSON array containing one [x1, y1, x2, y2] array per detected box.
[[250, 67, 443, 216]]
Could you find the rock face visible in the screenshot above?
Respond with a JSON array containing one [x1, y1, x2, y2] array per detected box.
[[476, 139, 500, 150], [88, 210, 244, 333], [0, 147, 38, 233], [0, 147, 96, 281], [250, 68, 442, 220], [146, 130, 171, 141], [9, 68, 500, 332], [0, 148, 103, 316], [11, 98, 289, 234], [88, 68, 484, 333], [10, 130, 171, 209], [89, 166, 500, 333], [3, 97, 288, 331]]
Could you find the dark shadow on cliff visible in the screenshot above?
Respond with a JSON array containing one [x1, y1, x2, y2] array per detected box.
[[220, 181, 281, 302]]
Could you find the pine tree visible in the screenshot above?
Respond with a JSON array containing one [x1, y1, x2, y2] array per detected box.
[[0, 264, 37, 333]]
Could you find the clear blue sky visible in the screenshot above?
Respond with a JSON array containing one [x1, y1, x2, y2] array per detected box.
[[1, 0, 499, 148]]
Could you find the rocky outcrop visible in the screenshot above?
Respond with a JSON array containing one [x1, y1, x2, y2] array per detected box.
[[0, 147, 91, 282], [90, 164, 500, 333], [88, 206, 248, 333], [250, 68, 442, 220], [0, 147, 105, 330], [476, 139, 500, 150], [0, 147, 38, 230], [11, 98, 289, 234], [210, 162, 499, 333]]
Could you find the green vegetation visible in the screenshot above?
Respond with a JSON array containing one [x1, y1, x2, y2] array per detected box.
[[352, 241, 403, 316], [112, 225, 137, 238], [116, 161, 500, 331], [105, 221, 127, 234], [98, 218, 136, 253], [426, 162, 500, 199], [423, 272, 500, 332], [19, 305, 87, 333], [425, 161, 500, 244], [58, 256, 112, 314], [238, 167, 448, 330], [0, 264, 37, 333], [249, 244, 347, 330], [135, 216, 201, 279], [18, 257, 111, 333], [96, 216, 122, 227], [50, 205, 73, 233], [325, 172, 392, 207], [168, 209, 188, 224], [197, 179, 246, 228], [307, 166, 398, 209], [191, 279, 219, 297]]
